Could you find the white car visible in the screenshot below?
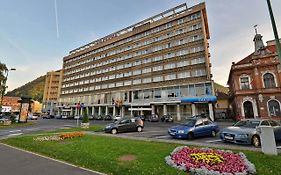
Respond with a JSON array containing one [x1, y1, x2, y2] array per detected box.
[[28, 113, 38, 120], [113, 115, 122, 121]]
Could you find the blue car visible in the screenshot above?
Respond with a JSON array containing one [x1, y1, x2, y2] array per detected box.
[[168, 117, 219, 139]]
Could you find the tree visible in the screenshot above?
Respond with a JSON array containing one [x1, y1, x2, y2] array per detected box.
[[0, 62, 8, 89], [82, 107, 89, 123], [0, 62, 8, 110]]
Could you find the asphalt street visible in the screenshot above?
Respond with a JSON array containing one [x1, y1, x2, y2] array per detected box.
[[1, 118, 280, 151], [0, 144, 102, 175]]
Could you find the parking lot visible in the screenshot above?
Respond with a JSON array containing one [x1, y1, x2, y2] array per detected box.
[[94, 119, 281, 151], [2, 118, 280, 151]]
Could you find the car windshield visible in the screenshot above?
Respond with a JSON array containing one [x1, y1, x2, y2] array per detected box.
[[181, 119, 196, 127], [234, 120, 260, 128]]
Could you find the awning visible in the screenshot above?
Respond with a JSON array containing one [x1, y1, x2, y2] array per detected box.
[[181, 96, 217, 103], [128, 108, 152, 111]]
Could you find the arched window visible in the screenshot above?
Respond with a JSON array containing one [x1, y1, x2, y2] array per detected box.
[[263, 73, 276, 88], [268, 100, 281, 116]]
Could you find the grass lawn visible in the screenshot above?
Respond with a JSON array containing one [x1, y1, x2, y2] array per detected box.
[[1, 134, 281, 175], [41, 125, 105, 134], [0, 122, 33, 129]]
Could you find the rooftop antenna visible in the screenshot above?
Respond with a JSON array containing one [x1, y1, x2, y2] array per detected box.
[[254, 24, 258, 34]]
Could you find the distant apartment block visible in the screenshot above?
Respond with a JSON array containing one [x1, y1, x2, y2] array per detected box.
[[42, 70, 63, 115], [59, 3, 216, 120]]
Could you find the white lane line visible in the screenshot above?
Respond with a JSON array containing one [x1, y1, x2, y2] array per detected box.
[[154, 135, 170, 139], [9, 130, 22, 133], [7, 133, 23, 137], [206, 139, 222, 143], [25, 128, 39, 131]]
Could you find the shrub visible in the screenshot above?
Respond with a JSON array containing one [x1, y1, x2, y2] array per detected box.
[[82, 107, 89, 123]]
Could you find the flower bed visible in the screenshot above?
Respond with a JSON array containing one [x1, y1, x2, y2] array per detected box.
[[59, 132, 84, 139], [34, 132, 84, 142], [165, 146, 256, 175]]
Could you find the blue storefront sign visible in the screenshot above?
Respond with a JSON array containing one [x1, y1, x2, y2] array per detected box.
[[181, 96, 217, 103]]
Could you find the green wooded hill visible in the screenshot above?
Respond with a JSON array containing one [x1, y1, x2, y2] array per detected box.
[[6, 75, 46, 102]]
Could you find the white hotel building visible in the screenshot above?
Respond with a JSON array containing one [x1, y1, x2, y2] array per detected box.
[[58, 3, 216, 121]]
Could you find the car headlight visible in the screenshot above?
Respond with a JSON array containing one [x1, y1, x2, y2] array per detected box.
[[105, 125, 111, 129], [236, 134, 248, 139], [178, 130, 185, 134]]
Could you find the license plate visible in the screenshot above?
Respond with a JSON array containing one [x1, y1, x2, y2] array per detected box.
[[225, 136, 234, 140]]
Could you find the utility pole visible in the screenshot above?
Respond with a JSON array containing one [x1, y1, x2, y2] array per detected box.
[[266, 0, 281, 63]]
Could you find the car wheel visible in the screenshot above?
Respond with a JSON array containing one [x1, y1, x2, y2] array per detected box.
[[211, 130, 216, 137], [252, 135, 260, 147], [187, 132, 194, 140], [137, 126, 143, 132], [111, 128, 117, 134]]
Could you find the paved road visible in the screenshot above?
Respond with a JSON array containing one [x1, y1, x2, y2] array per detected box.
[[0, 144, 102, 175]]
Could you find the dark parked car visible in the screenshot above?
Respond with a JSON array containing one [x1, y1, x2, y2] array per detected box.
[[161, 114, 174, 122], [137, 114, 146, 121], [43, 114, 55, 119], [104, 118, 144, 134], [104, 115, 112, 120], [0, 115, 10, 123], [95, 115, 104, 120], [148, 114, 159, 122], [168, 117, 219, 139], [220, 119, 281, 147]]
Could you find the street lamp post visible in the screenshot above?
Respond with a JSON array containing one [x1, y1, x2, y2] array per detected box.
[[266, 0, 281, 63], [0, 68, 16, 112]]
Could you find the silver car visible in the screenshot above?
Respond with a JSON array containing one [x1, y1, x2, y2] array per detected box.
[[220, 119, 281, 147]]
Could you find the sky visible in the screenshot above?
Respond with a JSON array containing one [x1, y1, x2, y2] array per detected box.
[[1, 0, 281, 91]]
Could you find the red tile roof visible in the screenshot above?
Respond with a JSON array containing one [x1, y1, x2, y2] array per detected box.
[[235, 45, 277, 65]]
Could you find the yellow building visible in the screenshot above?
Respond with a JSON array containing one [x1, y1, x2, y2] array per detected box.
[[32, 100, 42, 113], [42, 70, 63, 115]]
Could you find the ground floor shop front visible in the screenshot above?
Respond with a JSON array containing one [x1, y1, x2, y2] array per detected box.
[[58, 96, 217, 121]]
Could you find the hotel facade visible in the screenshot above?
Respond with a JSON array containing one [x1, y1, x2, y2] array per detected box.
[[58, 3, 216, 121]]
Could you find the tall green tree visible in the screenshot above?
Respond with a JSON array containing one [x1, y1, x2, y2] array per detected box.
[[0, 62, 8, 110]]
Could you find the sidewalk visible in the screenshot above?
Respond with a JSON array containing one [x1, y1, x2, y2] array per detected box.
[[0, 144, 104, 175]]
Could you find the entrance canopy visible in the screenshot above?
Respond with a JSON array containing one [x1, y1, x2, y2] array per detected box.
[[128, 108, 152, 111], [181, 96, 217, 103]]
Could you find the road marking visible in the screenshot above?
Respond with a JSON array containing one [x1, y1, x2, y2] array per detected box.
[[206, 139, 222, 143], [63, 125, 75, 127], [9, 130, 22, 133], [154, 135, 170, 139], [7, 133, 23, 137], [25, 128, 38, 131]]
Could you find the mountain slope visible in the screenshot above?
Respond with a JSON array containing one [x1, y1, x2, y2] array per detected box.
[[6, 75, 46, 102]]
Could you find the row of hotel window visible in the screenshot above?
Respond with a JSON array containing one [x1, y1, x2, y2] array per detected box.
[[67, 12, 201, 59], [63, 47, 205, 82], [61, 69, 207, 95], [64, 26, 203, 72], [62, 57, 205, 87], [240, 73, 278, 90], [60, 83, 212, 104]]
